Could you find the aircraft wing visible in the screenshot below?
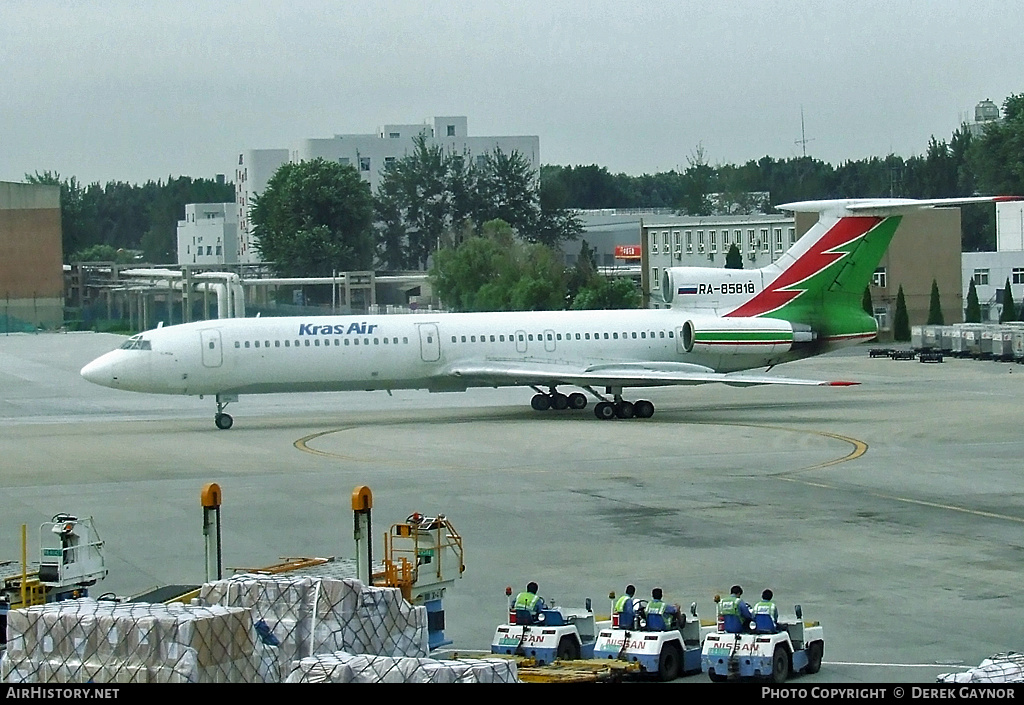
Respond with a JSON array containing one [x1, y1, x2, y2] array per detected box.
[[447, 359, 857, 389]]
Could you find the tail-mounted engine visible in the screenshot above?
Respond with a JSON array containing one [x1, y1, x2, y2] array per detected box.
[[680, 316, 815, 356]]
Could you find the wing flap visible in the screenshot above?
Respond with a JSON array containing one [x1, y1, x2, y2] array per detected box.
[[447, 359, 856, 389]]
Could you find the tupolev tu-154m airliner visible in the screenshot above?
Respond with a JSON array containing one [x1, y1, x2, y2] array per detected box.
[[81, 197, 1020, 429]]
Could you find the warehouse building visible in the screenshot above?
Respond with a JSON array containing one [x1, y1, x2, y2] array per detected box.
[[0, 181, 64, 331]]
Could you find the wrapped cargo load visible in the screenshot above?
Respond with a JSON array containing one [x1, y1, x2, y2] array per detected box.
[[197, 574, 429, 682], [937, 652, 1024, 683], [0, 599, 258, 683], [284, 651, 519, 683]]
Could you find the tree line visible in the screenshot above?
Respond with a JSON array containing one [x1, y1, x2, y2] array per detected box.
[[30, 93, 1024, 310]]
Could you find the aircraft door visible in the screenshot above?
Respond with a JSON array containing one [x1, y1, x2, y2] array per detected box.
[[200, 329, 223, 368], [515, 330, 527, 353], [417, 323, 441, 362], [544, 329, 556, 353]]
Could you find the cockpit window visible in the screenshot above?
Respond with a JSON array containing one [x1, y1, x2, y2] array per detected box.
[[119, 336, 152, 351]]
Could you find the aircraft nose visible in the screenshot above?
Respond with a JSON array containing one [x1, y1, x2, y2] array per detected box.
[[80, 354, 119, 388]]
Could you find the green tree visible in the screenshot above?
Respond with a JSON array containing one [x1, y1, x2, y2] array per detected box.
[[251, 159, 374, 276], [69, 243, 137, 264], [965, 278, 982, 322], [927, 279, 945, 325], [429, 219, 566, 311], [570, 277, 641, 310], [893, 285, 911, 341], [1000, 278, 1016, 322], [862, 285, 874, 316], [725, 243, 743, 269]]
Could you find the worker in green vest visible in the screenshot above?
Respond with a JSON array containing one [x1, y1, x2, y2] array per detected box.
[[613, 584, 637, 629], [718, 585, 753, 633], [513, 581, 546, 624], [753, 589, 779, 633], [646, 587, 681, 630]]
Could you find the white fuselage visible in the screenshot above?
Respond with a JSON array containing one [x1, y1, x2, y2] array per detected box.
[[80, 308, 814, 398]]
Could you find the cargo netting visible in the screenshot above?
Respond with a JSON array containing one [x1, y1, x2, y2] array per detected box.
[[196, 574, 429, 682], [285, 651, 519, 683], [937, 652, 1024, 683], [1, 600, 259, 683]]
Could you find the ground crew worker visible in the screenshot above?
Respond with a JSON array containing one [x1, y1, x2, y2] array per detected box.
[[646, 587, 681, 630], [718, 585, 753, 633], [753, 589, 779, 633], [613, 584, 637, 629], [513, 581, 546, 623]]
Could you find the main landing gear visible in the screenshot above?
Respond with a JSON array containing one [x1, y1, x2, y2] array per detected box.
[[528, 386, 656, 420], [530, 387, 588, 412], [593, 391, 655, 420]]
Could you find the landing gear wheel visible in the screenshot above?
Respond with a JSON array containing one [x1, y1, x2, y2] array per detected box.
[[594, 401, 616, 420], [657, 643, 682, 681], [215, 413, 233, 430], [615, 401, 635, 419], [531, 394, 551, 411], [568, 392, 588, 410], [707, 667, 727, 683], [551, 393, 569, 410], [634, 400, 655, 418], [771, 645, 789, 683], [805, 641, 823, 674], [556, 635, 580, 661]]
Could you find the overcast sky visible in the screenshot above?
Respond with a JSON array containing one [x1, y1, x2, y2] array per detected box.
[[3, 0, 1022, 186]]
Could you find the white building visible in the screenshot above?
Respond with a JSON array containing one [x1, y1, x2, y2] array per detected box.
[[177, 203, 238, 266], [962, 200, 1024, 320], [234, 117, 540, 265]]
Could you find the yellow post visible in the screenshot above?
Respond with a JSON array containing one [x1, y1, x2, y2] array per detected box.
[[20, 524, 27, 608]]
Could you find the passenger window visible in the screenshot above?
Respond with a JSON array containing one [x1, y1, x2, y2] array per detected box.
[[314, 339, 320, 346], [234, 341, 240, 348], [613, 333, 618, 339], [500, 335, 505, 342], [275, 340, 280, 347], [265, 341, 270, 347], [547, 333, 553, 341], [471, 336, 476, 343], [641, 332, 646, 339], [285, 340, 290, 347], [344, 339, 350, 346], [461, 336, 467, 343], [255, 341, 260, 348], [668, 331, 674, 338], [528, 334, 534, 341], [354, 339, 360, 345], [659, 331, 665, 338], [631, 332, 637, 339], [452, 336, 457, 343], [244, 341, 250, 348], [374, 338, 379, 345], [585, 333, 590, 340], [403, 337, 409, 344], [393, 338, 398, 344], [575, 333, 581, 340], [384, 338, 389, 344], [603, 333, 609, 339], [304, 340, 310, 346], [490, 335, 496, 342], [556, 334, 562, 340]]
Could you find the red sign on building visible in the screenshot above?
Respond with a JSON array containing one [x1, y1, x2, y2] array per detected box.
[[615, 245, 642, 260]]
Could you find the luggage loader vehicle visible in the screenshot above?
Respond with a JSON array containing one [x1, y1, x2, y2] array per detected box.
[[490, 587, 606, 665], [593, 599, 716, 681], [701, 603, 824, 683]]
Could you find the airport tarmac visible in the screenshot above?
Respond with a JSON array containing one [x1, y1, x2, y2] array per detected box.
[[2, 330, 1023, 683]]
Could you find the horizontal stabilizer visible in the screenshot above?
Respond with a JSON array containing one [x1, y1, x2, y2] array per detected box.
[[779, 196, 1023, 217]]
